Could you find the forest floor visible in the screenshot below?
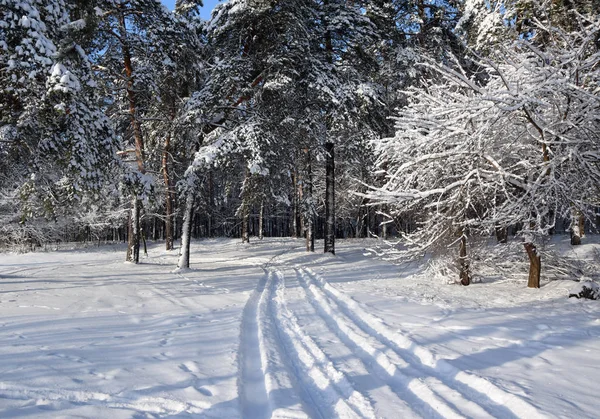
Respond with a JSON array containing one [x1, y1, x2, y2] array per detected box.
[[0, 237, 599, 418]]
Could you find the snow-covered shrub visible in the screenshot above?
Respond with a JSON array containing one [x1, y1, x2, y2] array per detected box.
[[569, 281, 600, 300]]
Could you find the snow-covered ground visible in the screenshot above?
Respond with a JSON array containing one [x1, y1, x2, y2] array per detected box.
[[0, 238, 599, 418]]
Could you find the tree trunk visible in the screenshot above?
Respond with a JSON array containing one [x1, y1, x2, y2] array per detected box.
[[458, 230, 470, 286], [241, 167, 250, 243], [570, 209, 585, 245], [305, 149, 314, 252], [324, 141, 335, 254], [258, 200, 264, 240], [208, 170, 214, 237], [524, 242, 541, 288], [241, 203, 250, 243], [162, 133, 174, 250], [118, 6, 146, 263], [126, 198, 141, 263], [177, 190, 195, 270], [142, 231, 148, 257], [292, 169, 299, 238], [495, 226, 508, 244], [381, 205, 389, 239]]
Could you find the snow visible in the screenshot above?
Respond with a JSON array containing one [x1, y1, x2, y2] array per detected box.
[[1, 238, 599, 418]]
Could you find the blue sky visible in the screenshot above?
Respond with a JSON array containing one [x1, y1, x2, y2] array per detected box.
[[161, 0, 222, 20]]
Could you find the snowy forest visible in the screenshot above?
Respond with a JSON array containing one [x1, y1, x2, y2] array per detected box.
[[1, 0, 600, 284], [2, 1, 600, 418]]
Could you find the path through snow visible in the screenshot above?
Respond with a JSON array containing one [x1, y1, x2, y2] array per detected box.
[[1, 238, 599, 417]]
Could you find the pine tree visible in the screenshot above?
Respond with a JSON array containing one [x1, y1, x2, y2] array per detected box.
[[1, 0, 118, 244]]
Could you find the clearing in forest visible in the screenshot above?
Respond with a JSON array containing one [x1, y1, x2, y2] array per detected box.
[[0, 238, 598, 418]]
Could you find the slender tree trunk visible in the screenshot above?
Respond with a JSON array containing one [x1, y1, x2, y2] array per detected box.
[[258, 200, 264, 240], [208, 170, 214, 237], [241, 202, 250, 243], [162, 132, 174, 250], [241, 168, 250, 243], [324, 141, 335, 254], [524, 242, 541, 288], [298, 169, 305, 239], [305, 150, 314, 252], [142, 231, 148, 257], [126, 198, 141, 263], [381, 205, 389, 239], [458, 229, 470, 286], [292, 169, 299, 238], [177, 190, 195, 270]]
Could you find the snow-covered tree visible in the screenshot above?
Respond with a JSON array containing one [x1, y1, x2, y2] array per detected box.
[[92, 0, 202, 263], [1, 0, 119, 245], [367, 18, 600, 286]]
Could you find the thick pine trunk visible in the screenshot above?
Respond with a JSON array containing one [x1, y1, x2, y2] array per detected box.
[[524, 242, 541, 288], [177, 191, 195, 270], [324, 141, 335, 254], [118, 6, 146, 263], [126, 198, 141, 263]]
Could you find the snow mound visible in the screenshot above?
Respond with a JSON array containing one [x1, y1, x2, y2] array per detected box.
[[569, 281, 600, 300]]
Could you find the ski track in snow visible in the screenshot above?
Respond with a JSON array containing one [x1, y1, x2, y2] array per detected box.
[[296, 266, 546, 419], [238, 267, 377, 418], [3, 239, 597, 418]]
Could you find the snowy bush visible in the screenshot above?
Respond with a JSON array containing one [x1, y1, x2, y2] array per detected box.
[[569, 281, 600, 300]]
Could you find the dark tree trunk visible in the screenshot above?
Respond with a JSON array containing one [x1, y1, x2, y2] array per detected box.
[[208, 170, 214, 237], [495, 226, 508, 244], [118, 6, 146, 263], [126, 198, 141, 263], [292, 169, 299, 238], [458, 231, 470, 286], [305, 150, 314, 252], [241, 167, 250, 243], [142, 230, 148, 257], [241, 204, 249, 243], [324, 141, 335, 254], [524, 242, 541, 288]]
